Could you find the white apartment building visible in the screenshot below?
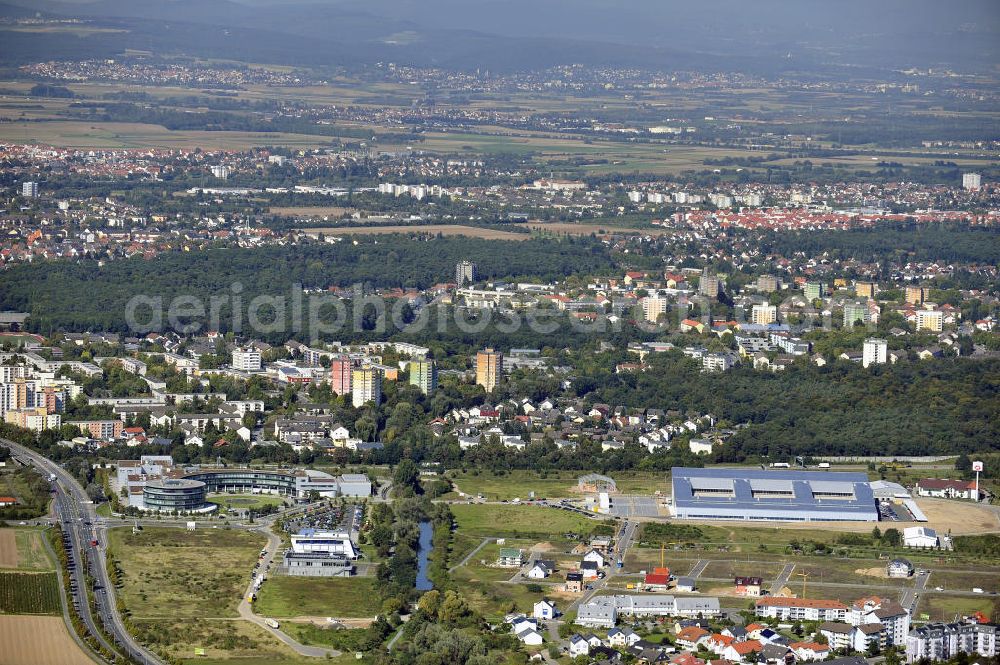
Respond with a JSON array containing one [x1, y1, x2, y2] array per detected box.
[[906, 622, 998, 662], [756, 598, 848, 622], [232, 348, 262, 372], [863, 338, 887, 368], [915, 310, 944, 332], [962, 172, 982, 190], [751, 304, 777, 325], [642, 295, 668, 323], [351, 366, 382, 407]]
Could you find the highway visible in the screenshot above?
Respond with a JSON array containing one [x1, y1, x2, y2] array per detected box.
[[4, 438, 164, 665]]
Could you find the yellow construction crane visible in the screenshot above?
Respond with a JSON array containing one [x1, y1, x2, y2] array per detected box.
[[796, 571, 810, 598]]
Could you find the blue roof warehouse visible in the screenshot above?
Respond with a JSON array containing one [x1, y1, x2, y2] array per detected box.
[[671, 467, 879, 522]]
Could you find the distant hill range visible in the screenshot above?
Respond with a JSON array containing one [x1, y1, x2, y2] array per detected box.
[[1, 0, 997, 75]]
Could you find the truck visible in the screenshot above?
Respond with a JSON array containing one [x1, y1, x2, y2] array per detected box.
[[264, 618, 280, 629], [48, 473, 57, 482]]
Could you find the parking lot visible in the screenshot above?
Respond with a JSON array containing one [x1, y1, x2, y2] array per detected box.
[[878, 499, 916, 523], [283, 502, 363, 537]]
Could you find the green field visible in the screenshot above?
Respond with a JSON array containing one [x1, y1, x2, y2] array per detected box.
[[916, 594, 1000, 622], [450, 503, 613, 538], [107, 526, 264, 619], [281, 623, 369, 650], [927, 570, 1000, 594], [131, 617, 349, 665], [254, 576, 381, 618], [448, 470, 669, 501], [0, 571, 61, 614], [209, 494, 288, 512]]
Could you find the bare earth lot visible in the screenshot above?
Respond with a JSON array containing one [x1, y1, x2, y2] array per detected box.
[[515, 222, 674, 236], [0, 615, 94, 665], [0, 530, 16, 569], [270, 206, 355, 218]]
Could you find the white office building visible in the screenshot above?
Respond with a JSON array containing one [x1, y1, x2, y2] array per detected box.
[[290, 529, 358, 559]]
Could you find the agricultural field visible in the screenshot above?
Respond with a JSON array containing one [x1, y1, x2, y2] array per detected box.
[[515, 222, 674, 236], [254, 576, 381, 619], [269, 206, 356, 218], [0, 615, 95, 665], [0, 571, 61, 614], [298, 224, 529, 240], [107, 526, 264, 619], [0, 528, 53, 570], [450, 503, 614, 539], [0, 120, 334, 150]]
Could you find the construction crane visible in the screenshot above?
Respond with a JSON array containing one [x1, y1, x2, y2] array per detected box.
[[796, 571, 811, 598]]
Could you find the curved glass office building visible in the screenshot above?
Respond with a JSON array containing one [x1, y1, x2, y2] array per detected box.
[[142, 478, 211, 512], [183, 469, 298, 495]]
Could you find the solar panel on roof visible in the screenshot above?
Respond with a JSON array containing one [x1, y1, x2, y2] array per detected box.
[[688, 477, 734, 490]]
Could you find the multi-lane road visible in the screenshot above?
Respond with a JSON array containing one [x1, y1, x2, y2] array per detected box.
[[3, 438, 164, 665]]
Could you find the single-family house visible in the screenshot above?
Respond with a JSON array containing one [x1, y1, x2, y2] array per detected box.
[[789, 641, 830, 661], [583, 549, 607, 569], [722, 640, 764, 663], [527, 560, 555, 579], [676, 626, 711, 649], [608, 627, 641, 648], [498, 547, 524, 567], [581, 560, 601, 580], [675, 576, 696, 592], [569, 635, 590, 657], [533, 600, 557, 620], [735, 576, 763, 597]]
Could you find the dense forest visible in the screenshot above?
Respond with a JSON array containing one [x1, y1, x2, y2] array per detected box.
[[586, 351, 1000, 458], [756, 222, 1000, 265], [0, 235, 614, 335]]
